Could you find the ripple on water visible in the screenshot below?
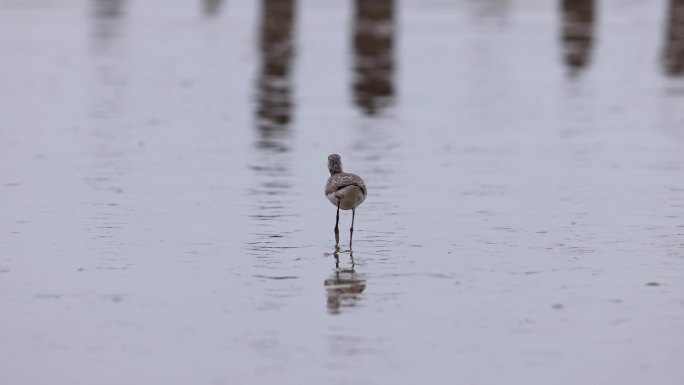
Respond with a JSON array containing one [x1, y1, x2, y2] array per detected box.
[[325, 251, 366, 315]]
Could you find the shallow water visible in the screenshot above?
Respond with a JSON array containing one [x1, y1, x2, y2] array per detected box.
[[1, 0, 684, 384]]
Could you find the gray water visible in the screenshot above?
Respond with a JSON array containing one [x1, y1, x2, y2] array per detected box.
[[1, 0, 684, 384]]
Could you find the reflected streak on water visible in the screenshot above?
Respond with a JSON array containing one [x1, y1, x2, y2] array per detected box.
[[87, 0, 131, 271], [560, 0, 595, 77], [255, 0, 296, 151], [663, 0, 684, 76], [202, 0, 223, 17], [467, 0, 509, 20], [352, 0, 396, 116], [90, 0, 127, 117], [91, 0, 126, 47], [248, 0, 298, 269]]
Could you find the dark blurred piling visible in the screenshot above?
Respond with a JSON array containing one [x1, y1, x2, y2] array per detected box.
[[560, 0, 595, 77], [663, 0, 684, 76], [255, 0, 296, 151], [352, 0, 396, 116]]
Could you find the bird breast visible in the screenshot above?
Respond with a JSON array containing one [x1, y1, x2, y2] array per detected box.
[[326, 185, 366, 210]]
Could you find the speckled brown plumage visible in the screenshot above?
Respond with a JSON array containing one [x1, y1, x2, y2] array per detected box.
[[325, 173, 367, 196], [325, 154, 366, 197]]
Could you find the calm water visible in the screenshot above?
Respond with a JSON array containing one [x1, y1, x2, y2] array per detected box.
[[1, 0, 684, 384]]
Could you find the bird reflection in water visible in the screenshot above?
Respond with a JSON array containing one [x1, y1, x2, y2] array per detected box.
[[324, 248, 366, 314], [560, 0, 595, 77], [352, 0, 396, 115], [663, 0, 684, 76]]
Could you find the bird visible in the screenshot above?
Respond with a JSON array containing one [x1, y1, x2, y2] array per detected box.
[[325, 154, 367, 247]]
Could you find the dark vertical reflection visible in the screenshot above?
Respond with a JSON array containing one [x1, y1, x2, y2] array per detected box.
[[663, 0, 684, 76], [93, 0, 125, 19], [90, 0, 127, 119], [560, 0, 595, 77], [87, 0, 131, 271], [467, 0, 509, 20], [203, 0, 223, 17], [352, 0, 396, 116], [91, 0, 126, 53], [247, 1, 298, 269], [325, 250, 366, 314], [255, 0, 296, 151]]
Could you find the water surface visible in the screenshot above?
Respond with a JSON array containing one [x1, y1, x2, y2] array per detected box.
[[1, 1, 683, 384]]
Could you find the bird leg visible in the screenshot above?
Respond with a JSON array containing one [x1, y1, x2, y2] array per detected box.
[[350, 208, 355, 248], [334, 198, 340, 246]]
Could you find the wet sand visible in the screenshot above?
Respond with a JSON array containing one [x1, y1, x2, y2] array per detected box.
[[1, 0, 684, 384]]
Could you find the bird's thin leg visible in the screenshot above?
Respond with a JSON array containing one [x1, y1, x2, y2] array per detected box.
[[350, 208, 355, 248], [334, 198, 340, 246]]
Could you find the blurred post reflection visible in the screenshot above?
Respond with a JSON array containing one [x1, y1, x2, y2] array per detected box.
[[93, 0, 125, 19], [255, 0, 296, 151], [352, 0, 396, 116], [467, 0, 509, 20], [203, 0, 223, 18], [90, 0, 127, 120], [663, 0, 684, 76], [86, 0, 129, 256], [325, 249, 366, 314], [91, 0, 126, 53], [247, 1, 298, 258], [560, 0, 595, 76]]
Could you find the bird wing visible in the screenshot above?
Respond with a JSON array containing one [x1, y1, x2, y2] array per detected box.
[[325, 173, 366, 195]]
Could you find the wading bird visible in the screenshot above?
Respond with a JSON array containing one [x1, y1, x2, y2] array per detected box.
[[325, 154, 367, 247]]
